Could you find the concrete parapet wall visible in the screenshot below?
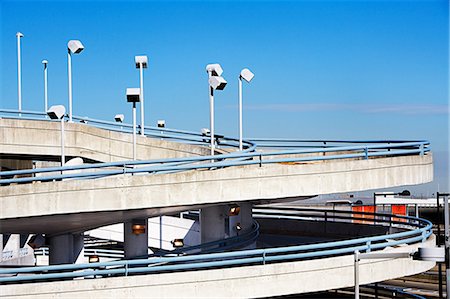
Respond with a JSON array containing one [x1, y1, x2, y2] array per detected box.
[[0, 118, 209, 162], [0, 236, 436, 298], [0, 153, 432, 234]]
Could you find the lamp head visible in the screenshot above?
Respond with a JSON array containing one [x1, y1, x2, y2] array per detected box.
[[47, 105, 66, 120], [41, 59, 48, 65], [201, 128, 210, 135], [157, 120, 165, 128], [16, 32, 24, 38], [171, 239, 184, 248], [205, 63, 223, 76], [68, 40, 84, 54], [114, 114, 124, 123], [209, 76, 227, 90], [126, 88, 141, 103], [240, 68, 255, 83], [135, 55, 148, 68]]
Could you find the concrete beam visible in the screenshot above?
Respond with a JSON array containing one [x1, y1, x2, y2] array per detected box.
[[0, 154, 433, 234], [0, 236, 436, 298], [48, 233, 84, 265]]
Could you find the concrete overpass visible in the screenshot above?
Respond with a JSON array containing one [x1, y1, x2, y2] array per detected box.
[[0, 112, 436, 297]]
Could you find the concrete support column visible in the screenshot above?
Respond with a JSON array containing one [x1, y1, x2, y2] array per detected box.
[[200, 205, 228, 243], [49, 233, 84, 265], [0, 234, 3, 262], [124, 219, 148, 259], [239, 203, 254, 233]]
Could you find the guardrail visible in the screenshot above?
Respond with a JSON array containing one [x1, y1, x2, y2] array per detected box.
[[0, 141, 430, 185], [0, 208, 432, 284], [0, 109, 256, 151]]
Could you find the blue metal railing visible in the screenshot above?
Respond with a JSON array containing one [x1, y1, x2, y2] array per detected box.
[[0, 109, 430, 185], [0, 208, 432, 284]]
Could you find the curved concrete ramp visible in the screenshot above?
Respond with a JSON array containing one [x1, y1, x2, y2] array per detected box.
[[0, 153, 432, 233], [0, 118, 209, 163], [0, 238, 435, 298]]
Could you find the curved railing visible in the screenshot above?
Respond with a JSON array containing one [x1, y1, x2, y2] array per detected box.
[[0, 109, 256, 151], [0, 109, 430, 185], [0, 208, 432, 284]]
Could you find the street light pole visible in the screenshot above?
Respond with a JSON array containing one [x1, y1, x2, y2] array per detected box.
[[132, 102, 137, 160], [67, 50, 73, 122], [208, 70, 215, 157], [238, 68, 254, 151], [135, 56, 148, 136], [42, 60, 48, 113], [238, 76, 243, 151], [67, 40, 84, 122], [126, 88, 140, 161], [61, 118, 65, 166], [16, 32, 24, 114], [139, 64, 145, 136]]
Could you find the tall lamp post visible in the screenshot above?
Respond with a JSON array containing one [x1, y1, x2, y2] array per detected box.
[[238, 68, 254, 151], [67, 40, 84, 122], [42, 60, 48, 113], [16, 32, 24, 114], [135, 56, 148, 136], [47, 105, 66, 167], [126, 88, 141, 160], [205, 64, 227, 157]]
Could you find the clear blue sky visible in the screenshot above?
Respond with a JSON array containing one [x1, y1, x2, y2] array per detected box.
[[0, 0, 448, 194]]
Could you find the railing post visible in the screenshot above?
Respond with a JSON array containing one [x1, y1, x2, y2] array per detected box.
[[125, 262, 129, 276], [364, 147, 368, 160], [366, 241, 371, 253], [259, 154, 262, 167], [419, 143, 424, 157], [421, 231, 426, 243], [262, 250, 266, 265], [354, 250, 360, 299]]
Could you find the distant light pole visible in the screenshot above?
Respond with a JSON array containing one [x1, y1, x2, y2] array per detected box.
[[135, 56, 148, 136], [47, 105, 66, 167], [205, 64, 227, 157], [42, 60, 48, 112], [126, 88, 141, 160], [67, 40, 84, 122], [16, 32, 24, 114], [238, 68, 254, 151]]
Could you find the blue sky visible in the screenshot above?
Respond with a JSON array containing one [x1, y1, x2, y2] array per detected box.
[[0, 0, 448, 194]]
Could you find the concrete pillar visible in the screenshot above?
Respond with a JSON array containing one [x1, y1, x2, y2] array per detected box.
[[48, 233, 84, 265], [239, 203, 254, 233], [200, 205, 228, 243], [0, 234, 3, 262], [124, 219, 148, 259]]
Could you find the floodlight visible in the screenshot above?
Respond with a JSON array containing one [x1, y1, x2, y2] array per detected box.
[[132, 224, 146, 235], [135, 55, 148, 68], [126, 88, 141, 103], [209, 76, 227, 90], [235, 223, 242, 232], [229, 205, 241, 216], [205, 63, 223, 76], [89, 255, 100, 263], [16, 32, 24, 38], [42, 60, 48, 65], [47, 105, 66, 120], [171, 239, 184, 248], [157, 120, 165, 128], [68, 40, 84, 54], [201, 128, 210, 135], [240, 68, 254, 82], [115, 114, 124, 123]]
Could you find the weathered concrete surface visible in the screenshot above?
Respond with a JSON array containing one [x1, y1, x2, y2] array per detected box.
[[0, 154, 432, 234], [0, 118, 209, 162], [0, 236, 436, 298]]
